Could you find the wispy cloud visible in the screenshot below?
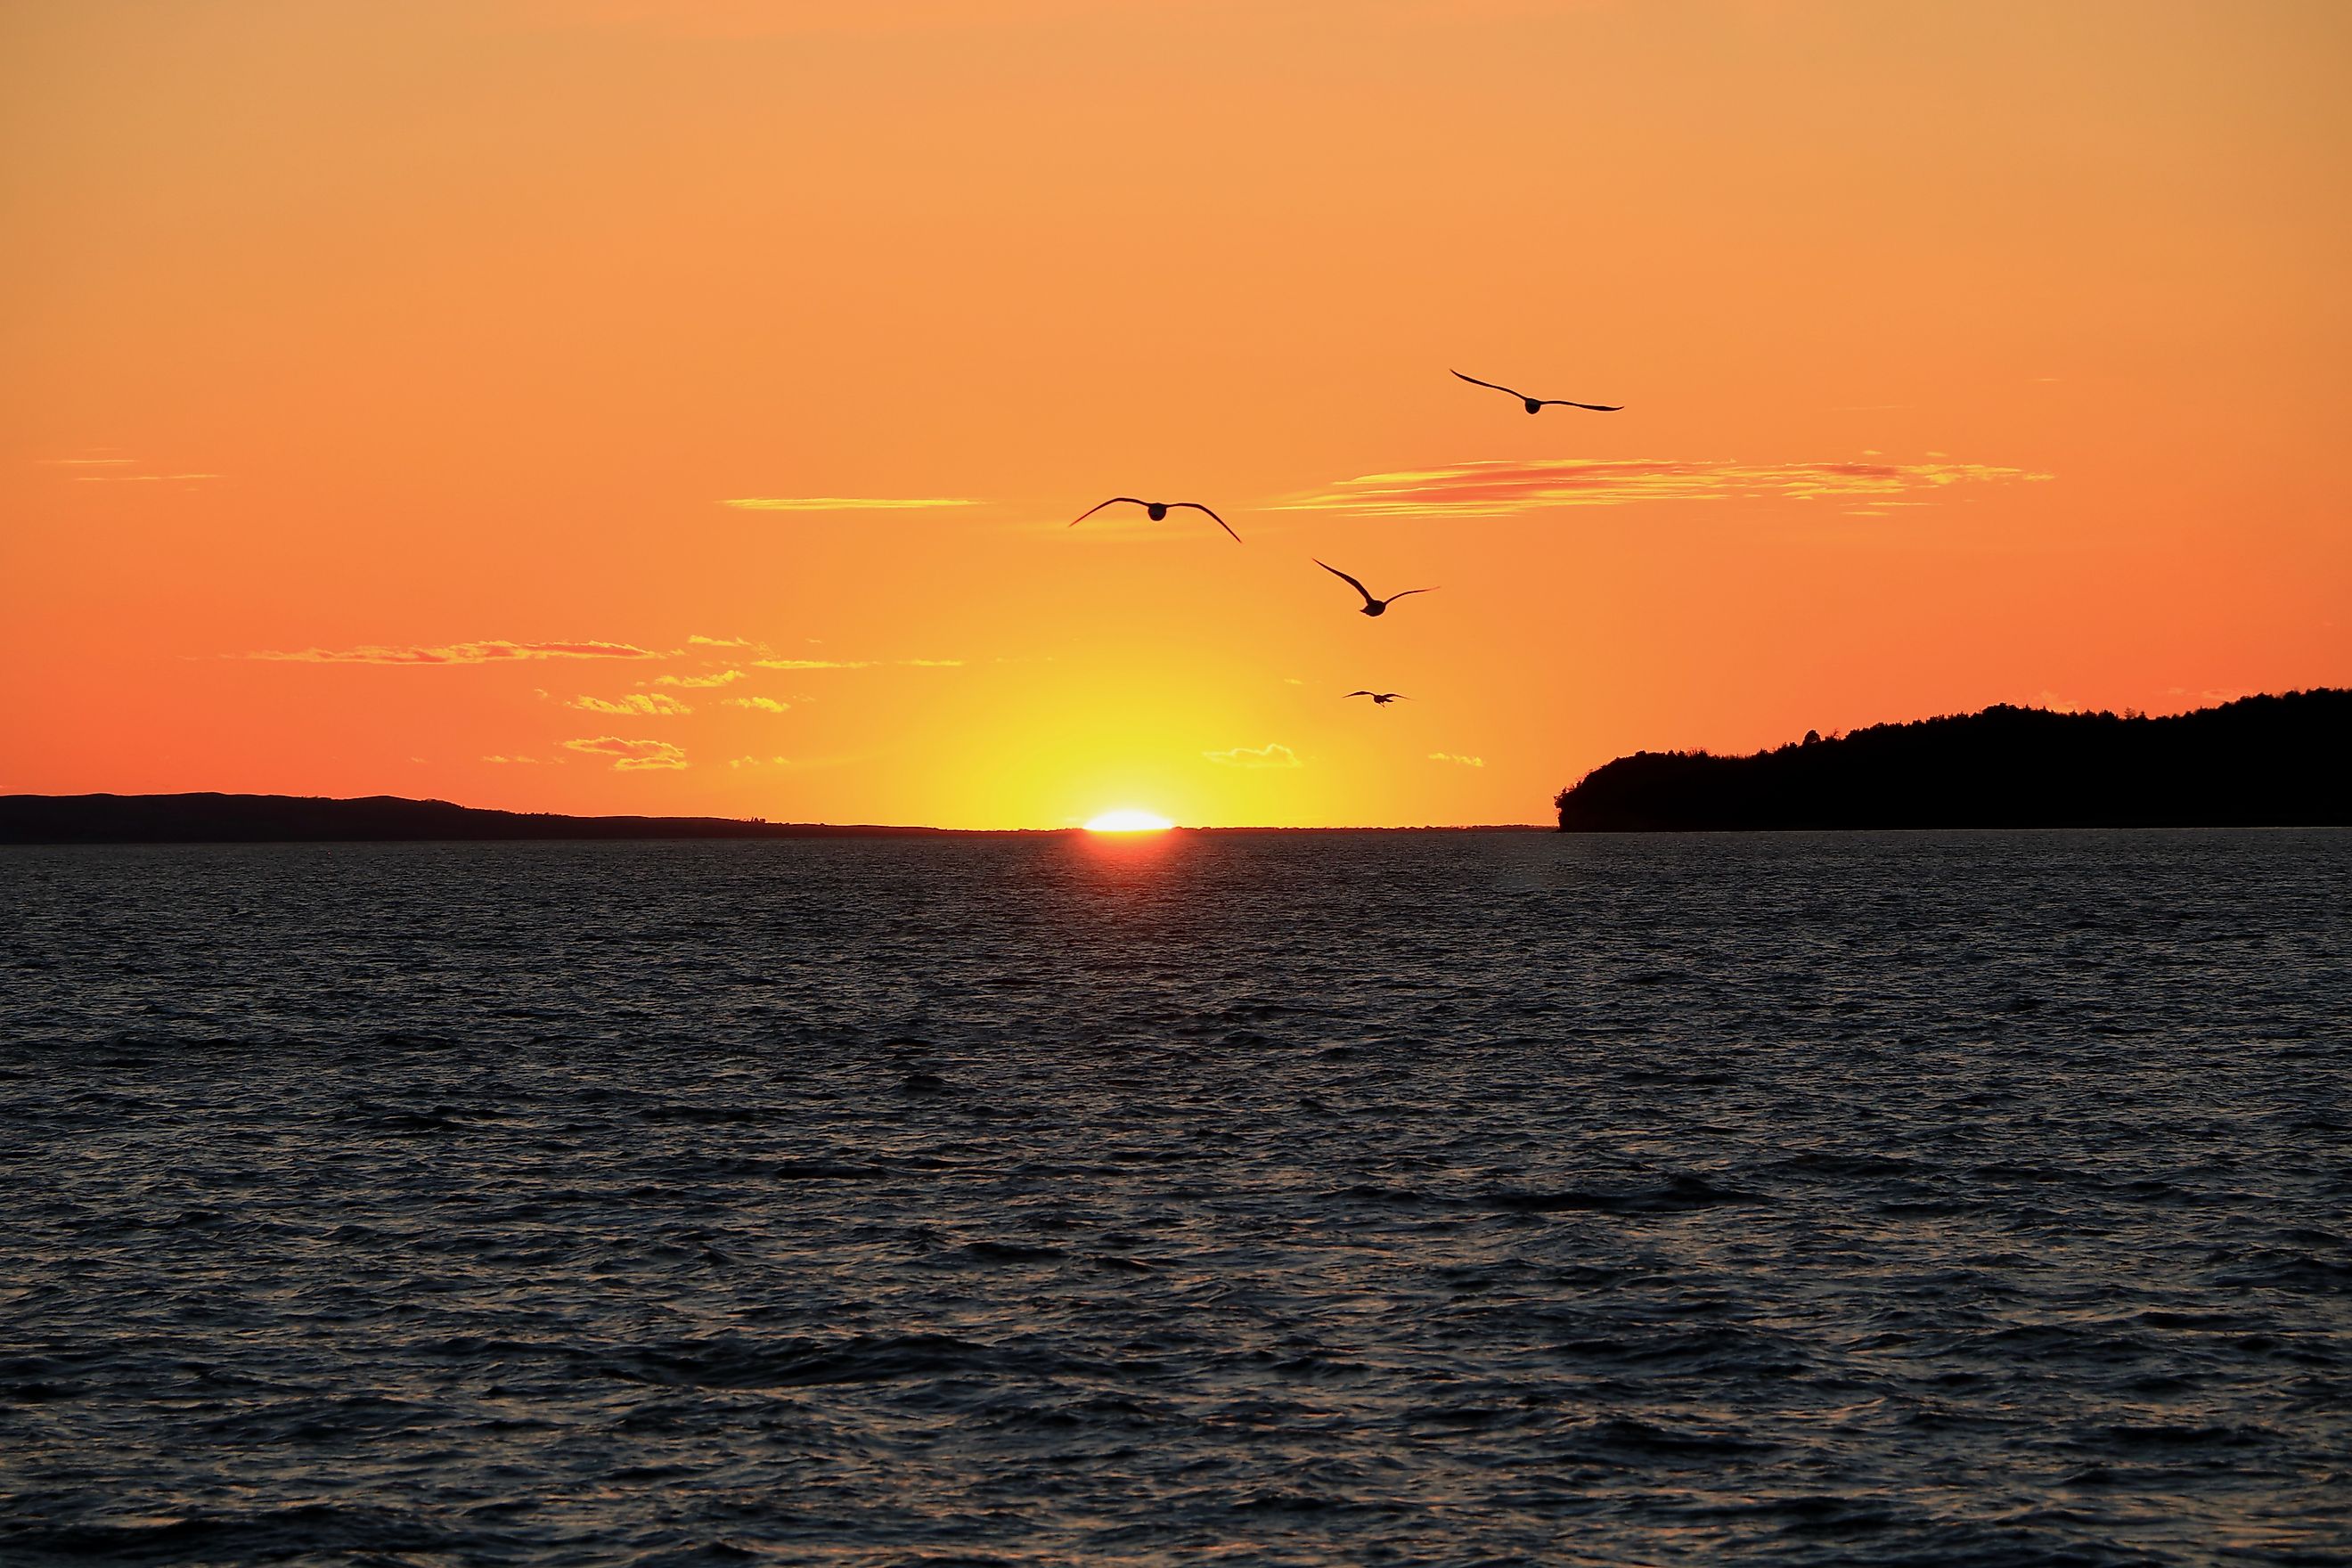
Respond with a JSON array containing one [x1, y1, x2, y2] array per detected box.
[[1428, 752, 1486, 768], [562, 736, 689, 771], [522, 0, 1534, 40], [653, 669, 746, 688], [727, 754, 855, 771], [521, 0, 1201, 36], [748, 656, 963, 671], [723, 497, 982, 512], [242, 640, 661, 666], [1277, 457, 2049, 518], [1204, 743, 1301, 769], [40, 456, 221, 485], [725, 696, 791, 713], [686, 633, 765, 649], [571, 691, 693, 716], [482, 754, 566, 765], [2162, 686, 2253, 710]]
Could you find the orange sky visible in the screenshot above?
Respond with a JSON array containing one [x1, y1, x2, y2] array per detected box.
[[4, 0, 2347, 827]]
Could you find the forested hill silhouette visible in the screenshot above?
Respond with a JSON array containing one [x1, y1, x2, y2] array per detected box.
[[0, 794, 959, 844], [1555, 690, 2350, 831]]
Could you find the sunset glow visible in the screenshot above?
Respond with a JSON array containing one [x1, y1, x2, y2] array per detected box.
[[3, 1, 2344, 826], [1083, 810, 1175, 834]]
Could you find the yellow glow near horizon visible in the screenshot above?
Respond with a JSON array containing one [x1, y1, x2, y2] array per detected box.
[[5, 4, 2346, 828], [1084, 809, 1175, 833]]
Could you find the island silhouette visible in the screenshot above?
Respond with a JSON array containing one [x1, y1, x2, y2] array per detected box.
[[1556, 689, 2349, 831], [0, 794, 963, 844]]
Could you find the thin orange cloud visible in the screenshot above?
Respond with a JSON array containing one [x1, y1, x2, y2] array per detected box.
[[722, 497, 982, 512], [519, 0, 1232, 38], [561, 736, 689, 770], [652, 669, 746, 688], [1277, 457, 2051, 518], [1204, 743, 1301, 769], [1428, 752, 1486, 767], [242, 640, 661, 665], [747, 657, 963, 671], [724, 696, 791, 713], [571, 692, 693, 715], [726, 754, 855, 771], [40, 455, 221, 485]]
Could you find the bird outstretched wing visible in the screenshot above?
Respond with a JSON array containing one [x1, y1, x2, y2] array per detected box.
[[1315, 559, 1375, 604], [1451, 370, 1529, 400], [1171, 502, 1241, 542], [1344, 690, 1376, 698], [1070, 496, 1146, 527], [1387, 587, 1439, 600], [1534, 399, 1623, 412]]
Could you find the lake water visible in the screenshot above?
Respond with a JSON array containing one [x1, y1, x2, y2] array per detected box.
[[4, 830, 2348, 1565]]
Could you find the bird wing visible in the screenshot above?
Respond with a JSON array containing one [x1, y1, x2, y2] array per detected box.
[[1535, 400, 1623, 412], [1171, 502, 1240, 542], [1452, 370, 1529, 400], [1070, 496, 1145, 527], [1315, 559, 1375, 604], [1387, 588, 1439, 600], [1344, 690, 1376, 698]]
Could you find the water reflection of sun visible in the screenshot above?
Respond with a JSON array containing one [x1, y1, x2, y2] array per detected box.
[[1083, 809, 1174, 833]]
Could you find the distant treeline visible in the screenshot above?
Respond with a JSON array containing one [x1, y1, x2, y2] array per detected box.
[[0, 793, 955, 845], [1555, 690, 2350, 831]]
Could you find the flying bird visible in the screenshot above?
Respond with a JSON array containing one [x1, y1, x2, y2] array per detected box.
[[1070, 497, 1240, 542], [1317, 560, 1436, 618], [1346, 691, 1409, 706], [1451, 370, 1621, 414]]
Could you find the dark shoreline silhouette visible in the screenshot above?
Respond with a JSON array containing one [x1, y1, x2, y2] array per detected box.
[[0, 795, 968, 845], [0, 794, 1553, 844], [1556, 690, 2350, 831]]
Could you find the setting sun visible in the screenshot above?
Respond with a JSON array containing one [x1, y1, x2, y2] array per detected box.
[[1083, 809, 1175, 833]]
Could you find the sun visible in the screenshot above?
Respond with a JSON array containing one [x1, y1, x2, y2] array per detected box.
[[1083, 808, 1175, 833]]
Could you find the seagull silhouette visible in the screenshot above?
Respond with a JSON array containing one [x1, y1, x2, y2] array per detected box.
[[1317, 560, 1436, 617], [1069, 497, 1240, 542], [1451, 370, 1621, 414], [1345, 690, 1409, 706]]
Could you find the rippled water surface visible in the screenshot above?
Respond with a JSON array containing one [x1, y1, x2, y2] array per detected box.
[[4, 829, 2349, 1566]]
